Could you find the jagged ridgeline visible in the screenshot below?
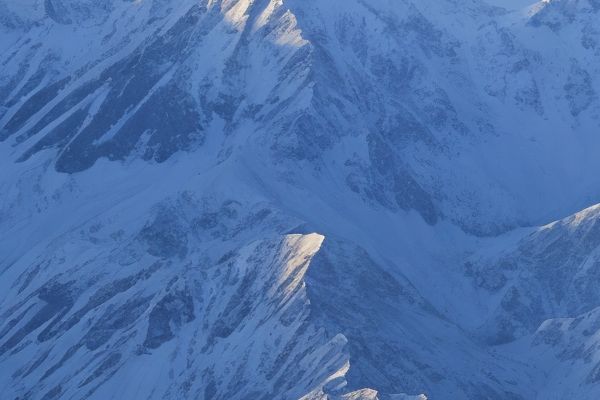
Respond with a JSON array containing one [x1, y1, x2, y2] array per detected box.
[[1, 1, 600, 399]]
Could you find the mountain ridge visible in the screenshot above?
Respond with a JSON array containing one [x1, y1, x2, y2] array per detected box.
[[2, 1, 600, 399]]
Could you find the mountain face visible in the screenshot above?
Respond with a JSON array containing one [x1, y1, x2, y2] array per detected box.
[[1, 0, 600, 399]]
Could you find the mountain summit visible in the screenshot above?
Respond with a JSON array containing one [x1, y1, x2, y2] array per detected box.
[[1, 1, 600, 399]]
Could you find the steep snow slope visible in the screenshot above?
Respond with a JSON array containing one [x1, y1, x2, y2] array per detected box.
[[2, 0, 600, 232], [2, 0, 600, 399], [465, 203, 600, 399], [0, 155, 435, 399]]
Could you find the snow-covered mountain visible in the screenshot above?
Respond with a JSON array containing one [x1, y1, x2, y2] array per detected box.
[[1, 0, 600, 399]]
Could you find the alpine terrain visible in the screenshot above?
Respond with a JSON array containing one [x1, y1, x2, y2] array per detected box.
[[1, 0, 600, 399]]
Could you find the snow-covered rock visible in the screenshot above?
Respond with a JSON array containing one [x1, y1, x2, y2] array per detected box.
[[2, 0, 600, 399]]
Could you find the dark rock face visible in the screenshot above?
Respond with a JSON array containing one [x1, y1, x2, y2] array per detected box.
[[366, 134, 438, 224], [469, 207, 600, 344], [1, 77, 71, 141], [564, 60, 596, 117], [0, 280, 76, 357], [144, 290, 195, 349], [140, 206, 189, 259], [83, 295, 153, 351], [2, 4, 205, 173], [306, 238, 527, 399]]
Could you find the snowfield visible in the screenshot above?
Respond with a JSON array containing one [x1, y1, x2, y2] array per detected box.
[[2, 0, 600, 399]]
